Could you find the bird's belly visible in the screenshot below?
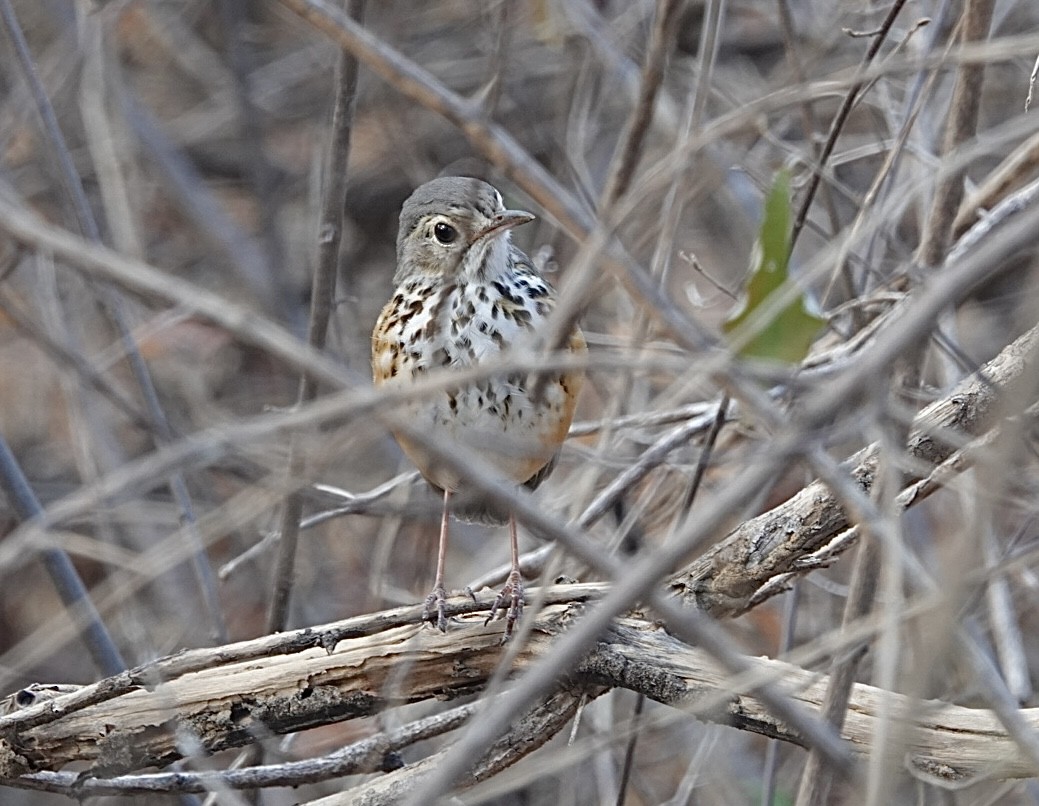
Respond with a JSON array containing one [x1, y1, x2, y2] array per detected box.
[[385, 377, 569, 491]]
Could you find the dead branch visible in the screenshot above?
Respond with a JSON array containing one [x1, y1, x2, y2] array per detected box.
[[1, 598, 1037, 795], [668, 320, 1039, 616]]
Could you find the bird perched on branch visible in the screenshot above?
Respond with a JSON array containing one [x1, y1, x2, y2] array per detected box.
[[372, 176, 585, 638]]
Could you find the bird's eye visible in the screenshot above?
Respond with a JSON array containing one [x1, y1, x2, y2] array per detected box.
[[433, 222, 458, 244]]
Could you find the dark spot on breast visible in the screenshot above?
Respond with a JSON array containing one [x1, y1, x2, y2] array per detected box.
[[492, 281, 523, 305], [511, 308, 532, 326], [491, 330, 505, 348]]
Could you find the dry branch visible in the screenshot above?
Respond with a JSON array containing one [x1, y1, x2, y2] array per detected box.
[[668, 321, 1039, 616], [2, 597, 1037, 794], [952, 128, 1039, 238]]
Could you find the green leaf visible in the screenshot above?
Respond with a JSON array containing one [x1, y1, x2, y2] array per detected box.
[[723, 170, 826, 364]]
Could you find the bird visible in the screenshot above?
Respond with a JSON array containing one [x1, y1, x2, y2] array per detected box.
[[372, 176, 585, 638]]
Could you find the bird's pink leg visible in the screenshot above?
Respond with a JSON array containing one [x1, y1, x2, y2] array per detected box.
[[487, 513, 524, 639], [424, 488, 451, 631]]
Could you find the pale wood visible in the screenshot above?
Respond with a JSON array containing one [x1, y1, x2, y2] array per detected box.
[[668, 322, 1039, 616], [1, 594, 1037, 791]]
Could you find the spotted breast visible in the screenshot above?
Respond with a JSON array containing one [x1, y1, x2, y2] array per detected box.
[[372, 258, 584, 518]]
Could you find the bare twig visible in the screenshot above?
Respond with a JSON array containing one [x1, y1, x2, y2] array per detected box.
[[951, 128, 1039, 237], [600, 0, 686, 208], [0, 0, 128, 678], [267, 0, 365, 634], [0, 434, 126, 676], [78, 7, 228, 645], [1028, 51, 1039, 111], [918, 0, 997, 267], [790, 0, 910, 249], [8, 701, 476, 795], [671, 322, 1039, 615], [0, 192, 350, 386]]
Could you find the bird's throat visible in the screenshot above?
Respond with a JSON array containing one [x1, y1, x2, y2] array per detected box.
[[463, 233, 512, 283]]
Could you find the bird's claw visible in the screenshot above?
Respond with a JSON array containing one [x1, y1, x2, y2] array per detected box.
[[424, 583, 449, 632], [485, 571, 524, 641]]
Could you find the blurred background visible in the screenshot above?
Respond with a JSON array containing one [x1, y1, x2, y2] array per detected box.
[[2, 0, 1039, 803]]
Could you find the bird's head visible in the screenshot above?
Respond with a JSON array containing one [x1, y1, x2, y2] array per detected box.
[[395, 176, 535, 283]]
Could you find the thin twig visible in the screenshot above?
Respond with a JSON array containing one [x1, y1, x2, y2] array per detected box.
[[0, 192, 351, 386], [789, 0, 909, 250], [217, 0, 288, 311], [267, 0, 365, 634], [0, 0, 128, 675], [78, 8, 228, 645], [918, 0, 997, 267], [0, 290, 151, 432], [121, 92, 280, 310], [9, 701, 476, 795], [952, 128, 1039, 238], [600, 0, 686, 208], [0, 434, 126, 676]]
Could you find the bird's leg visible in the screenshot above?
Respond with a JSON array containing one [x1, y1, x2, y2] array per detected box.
[[424, 488, 451, 631], [487, 513, 524, 639]]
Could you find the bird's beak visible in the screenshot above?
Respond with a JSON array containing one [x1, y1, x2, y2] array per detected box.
[[473, 209, 535, 242]]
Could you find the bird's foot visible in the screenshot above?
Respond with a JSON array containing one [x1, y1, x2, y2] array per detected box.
[[486, 570, 524, 641], [423, 583, 449, 632]]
